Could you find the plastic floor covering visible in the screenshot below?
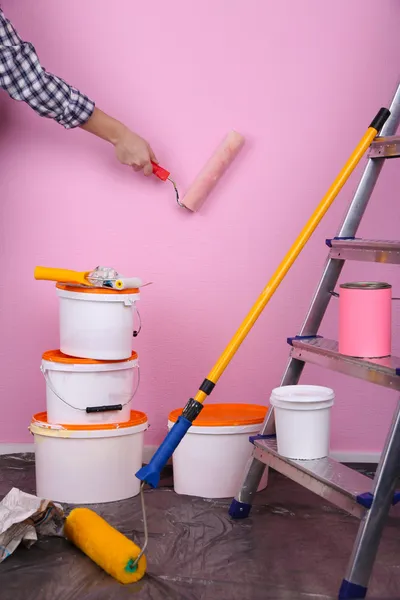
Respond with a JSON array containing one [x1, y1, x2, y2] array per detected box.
[[0, 454, 399, 600]]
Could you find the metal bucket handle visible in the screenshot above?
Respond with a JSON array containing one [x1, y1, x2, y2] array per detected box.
[[133, 308, 142, 338], [41, 364, 140, 413]]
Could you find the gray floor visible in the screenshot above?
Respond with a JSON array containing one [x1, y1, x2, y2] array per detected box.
[[0, 454, 399, 599]]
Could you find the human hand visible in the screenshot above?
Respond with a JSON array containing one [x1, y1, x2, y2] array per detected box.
[[114, 127, 157, 176], [80, 108, 158, 176]]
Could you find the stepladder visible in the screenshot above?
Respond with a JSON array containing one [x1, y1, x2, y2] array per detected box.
[[229, 81, 400, 600]]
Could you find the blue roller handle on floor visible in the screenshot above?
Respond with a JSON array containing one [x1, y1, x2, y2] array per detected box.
[[135, 416, 192, 488]]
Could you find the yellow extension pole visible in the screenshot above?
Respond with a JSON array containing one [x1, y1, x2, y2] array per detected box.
[[194, 119, 386, 405], [136, 109, 390, 488]]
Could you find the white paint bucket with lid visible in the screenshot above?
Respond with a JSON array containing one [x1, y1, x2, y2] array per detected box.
[[30, 411, 148, 504], [270, 385, 335, 460], [56, 284, 140, 360], [168, 403, 269, 498], [41, 350, 139, 425]]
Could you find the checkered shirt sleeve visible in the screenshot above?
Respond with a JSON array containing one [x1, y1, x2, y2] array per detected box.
[[0, 9, 95, 129]]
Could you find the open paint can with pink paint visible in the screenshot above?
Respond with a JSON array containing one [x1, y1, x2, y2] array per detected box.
[[338, 282, 392, 358]]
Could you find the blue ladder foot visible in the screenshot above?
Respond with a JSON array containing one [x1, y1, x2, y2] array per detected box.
[[339, 580, 367, 599], [229, 499, 252, 519]]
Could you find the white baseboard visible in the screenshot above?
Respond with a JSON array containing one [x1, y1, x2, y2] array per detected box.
[[0, 443, 160, 461], [329, 450, 380, 464], [0, 443, 381, 464], [142, 445, 159, 464], [0, 444, 35, 455], [142, 446, 381, 465]]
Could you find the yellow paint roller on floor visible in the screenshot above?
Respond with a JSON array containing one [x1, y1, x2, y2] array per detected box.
[[65, 505, 147, 584]]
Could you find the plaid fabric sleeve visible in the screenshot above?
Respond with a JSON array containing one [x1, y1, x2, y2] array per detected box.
[[0, 9, 95, 129]]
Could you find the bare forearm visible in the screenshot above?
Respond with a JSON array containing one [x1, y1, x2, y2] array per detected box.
[[80, 107, 125, 145], [80, 107, 157, 175]]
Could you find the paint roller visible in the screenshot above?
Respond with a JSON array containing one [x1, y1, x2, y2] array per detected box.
[[136, 107, 391, 489], [64, 489, 148, 584], [34, 265, 145, 290], [152, 130, 245, 211]]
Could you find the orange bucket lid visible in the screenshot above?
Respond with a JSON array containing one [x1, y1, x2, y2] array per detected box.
[[42, 350, 138, 365], [168, 403, 267, 427], [56, 284, 139, 295], [32, 410, 147, 431]]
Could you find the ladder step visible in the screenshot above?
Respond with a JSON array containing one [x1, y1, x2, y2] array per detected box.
[[252, 436, 371, 519], [368, 135, 400, 159], [288, 337, 400, 391], [326, 238, 400, 264]]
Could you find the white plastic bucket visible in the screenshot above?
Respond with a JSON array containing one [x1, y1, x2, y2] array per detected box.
[[168, 403, 269, 498], [56, 284, 140, 360], [30, 411, 148, 504], [41, 350, 139, 425], [270, 385, 335, 460]]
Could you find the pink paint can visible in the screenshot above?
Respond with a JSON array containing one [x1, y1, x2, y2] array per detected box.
[[338, 282, 392, 358]]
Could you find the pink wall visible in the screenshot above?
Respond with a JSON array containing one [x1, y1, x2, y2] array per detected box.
[[0, 1, 399, 454]]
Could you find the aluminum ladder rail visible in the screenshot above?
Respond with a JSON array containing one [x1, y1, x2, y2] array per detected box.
[[229, 81, 400, 600]]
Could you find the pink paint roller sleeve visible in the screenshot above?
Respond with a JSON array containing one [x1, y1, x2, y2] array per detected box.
[[182, 130, 245, 212]]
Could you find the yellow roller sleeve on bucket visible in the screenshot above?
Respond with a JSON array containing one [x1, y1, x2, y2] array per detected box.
[[34, 266, 91, 286], [64, 508, 146, 584], [194, 123, 382, 405]]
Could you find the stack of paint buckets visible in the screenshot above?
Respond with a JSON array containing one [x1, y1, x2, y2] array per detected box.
[[30, 283, 148, 504]]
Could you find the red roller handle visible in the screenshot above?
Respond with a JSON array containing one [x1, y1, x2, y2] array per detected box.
[[151, 161, 170, 181]]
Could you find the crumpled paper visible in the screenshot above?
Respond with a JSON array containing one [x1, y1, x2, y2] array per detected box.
[[0, 487, 64, 561]]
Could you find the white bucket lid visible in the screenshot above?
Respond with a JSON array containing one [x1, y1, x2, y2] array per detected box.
[[30, 411, 148, 438], [41, 350, 139, 372], [56, 284, 140, 305], [270, 385, 334, 411]]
